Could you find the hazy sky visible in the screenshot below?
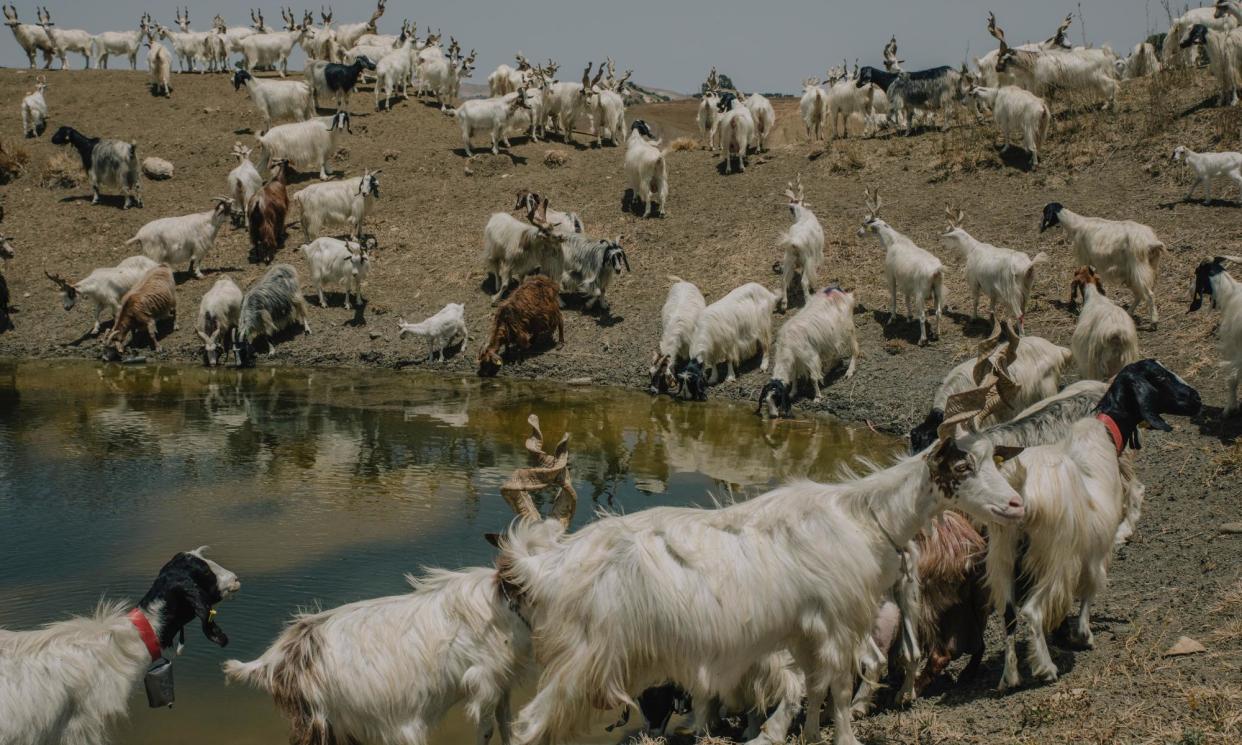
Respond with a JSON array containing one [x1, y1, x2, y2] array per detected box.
[[1, 0, 1186, 92]]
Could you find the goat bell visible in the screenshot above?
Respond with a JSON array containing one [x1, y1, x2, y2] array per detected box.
[[143, 657, 175, 708]]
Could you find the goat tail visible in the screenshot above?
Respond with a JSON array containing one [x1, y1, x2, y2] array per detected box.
[[667, 275, 685, 284], [1037, 105, 1052, 148], [221, 657, 272, 690], [125, 236, 141, 247]]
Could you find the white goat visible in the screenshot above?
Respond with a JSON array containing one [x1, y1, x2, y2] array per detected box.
[[496, 411, 1024, 745], [421, 47, 476, 110], [857, 189, 944, 345], [649, 277, 706, 394], [232, 69, 315, 134], [826, 73, 887, 138], [988, 361, 1200, 688], [38, 8, 93, 69], [256, 111, 351, 181], [227, 143, 262, 227], [197, 276, 243, 366], [1172, 145, 1242, 203], [623, 120, 669, 218], [512, 190, 583, 237], [146, 37, 172, 97], [743, 91, 776, 152], [775, 176, 824, 311], [292, 170, 380, 242], [1120, 41, 1161, 79], [125, 198, 233, 279], [92, 14, 148, 70], [589, 80, 628, 147], [543, 64, 594, 144], [20, 75, 47, 138], [969, 85, 1051, 168], [331, 0, 386, 50], [374, 35, 416, 109], [799, 78, 829, 142], [44, 256, 158, 335], [456, 90, 532, 156], [299, 236, 372, 309], [988, 13, 1118, 109], [1069, 266, 1140, 381], [940, 208, 1046, 334], [238, 24, 310, 77], [0, 550, 240, 745], [679, 282, 778, 396], [759, 287, 859, 416], [1164, 5, 1237, 69], [489, 52, 531, 96], [1040, 202, 1165, 327], [224, 566, 528, 745], [155, 17, 207, 73], [698, 89, 721, 150], [2, 4, 54, 68], [482, 197, 566, 303], [1177, 21, 1242, 107], [398, 302, 469, 361], [1191, 256, 1242, 415], [717, 93, 755, 174]]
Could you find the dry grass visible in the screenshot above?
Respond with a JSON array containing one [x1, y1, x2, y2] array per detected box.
[[40, 150, 81, 189], [928, 121, 997, 183], [827, 142, 865, 174], [543, 149, 570, 168], [668, 137, 698, 152], [0, 139, 29, 184]]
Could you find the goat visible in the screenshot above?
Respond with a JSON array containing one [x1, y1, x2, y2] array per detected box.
[[196, 276, 242, 366], [1040, 202, 1165, 327], [234, 263, 311, 366], [292, 170, 380, 242], [857, 189, 943, 345], [587, 59, 630, 147], [215, 11, 260, 57], [237, 21, 311, 77], [1069, 266, 1141, 381], [256, 111, 351, 181], [698, 82, 721, 150], [800, 77, 828, 142], [490, 52, 532, 96], [974, 12, 1075, 86], [910, 327, 1074, 453], [50, 126, 142, 209], [44, 256, 158, 336], [248, 159, 291, 264], [988, 13, 1119, 110], [1190, 256, 1242, 415], [775, 175, 824, 311], [559, 236, 629, 314], [482, 196, 566, 303], [155, 8, 208, 73], [678, 282, 778, 400], [1178, 22, 1242, 107], [758, 286, 858, 417], [422, 48, 476, 111], [1171, 145, 1242, 202], [125, 198, 232, 279], [828, 65, 889, 138], [307, 54, 377, 110], [940, 207, 1046, 334], [743, 91, 776, 151], [988, 361, 1199, 688], [299, 236, 372, 309], [623, 120, 669, 217], [374, 33, 416, 109], [232, 69, 315, 135], [456, 88, 533, 156], [969, 85, 1051, 168], [93, 13, 149, 70], [1120, 40, 1162, 79], [228, 143, 262, 227], [543, 63, 595, 144], [330, 0, 385, 49], [0, 549, 239, 745], [36, 7, 92, 69], [885, 67, 964, 134], [717, 93, 755, 174], [477, 274, 564, 376], [494, 395, 1024, 745], [102, 264, 177, 356], [146, 35, 172, 97], [398, 302, 468, 361], [2, 4, 54, 68], [1164, 3, 1237, 69], [225, 564, 526, 745], [512, 190, 583, 237], [649, 276, 706, 395], [20, 75, 47, 138]]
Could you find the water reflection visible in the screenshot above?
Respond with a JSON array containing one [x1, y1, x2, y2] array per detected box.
[[0, 360, 898, 745]]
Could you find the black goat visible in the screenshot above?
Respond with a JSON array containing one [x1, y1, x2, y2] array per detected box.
[[856, 64, 953, 92], [316, 55, 376, 111], [49, 126, 143, 208]]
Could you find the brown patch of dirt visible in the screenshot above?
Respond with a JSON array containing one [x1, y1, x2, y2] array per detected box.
[[0, 68, 1239, 744]]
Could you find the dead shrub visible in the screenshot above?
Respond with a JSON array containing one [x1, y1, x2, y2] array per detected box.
[[543, 149, 569, 168], [828, 143, 865, 174], [0, 140, 30, 184], [667, 137, 697, 152], [41, 150, 82, 189]]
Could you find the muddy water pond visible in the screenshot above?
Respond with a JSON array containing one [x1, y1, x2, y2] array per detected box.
[[0, 360, 898, 744]]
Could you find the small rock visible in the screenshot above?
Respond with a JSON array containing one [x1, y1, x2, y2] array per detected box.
[[142, 157, 174, 180], [1163, 636, 1206, 657], [202, 107, 219, 114], [464, 166, 474, 177], [369, 331, 383, 340], [383, 149, 400, 161], [1219, 522, 1242, 534]]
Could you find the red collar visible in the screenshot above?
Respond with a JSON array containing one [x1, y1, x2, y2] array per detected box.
[[128, 608, 163, 662], [1096, 413, 1124, 455]]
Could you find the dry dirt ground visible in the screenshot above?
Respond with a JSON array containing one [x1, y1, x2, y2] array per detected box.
[[0, 67, 1240, 744]]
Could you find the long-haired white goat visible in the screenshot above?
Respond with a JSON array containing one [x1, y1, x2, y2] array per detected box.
[[43, 256, 158, 336], [648, 276, 706, 394], [677, 282, 777, 399], [145, 36, 172, 97], [1040, 202, 1165, 327], [623, 120, 669, 218], [774, 175, 824, 311], [698, 69, 722, 150], [1069, 265, 1140, 381], [940, 207, 1046, 334], [399, 302, 469, 362], [482, 197, 566, 303], [1190, 255, 1242, 415], [857, 189, 944, 345], [717, 92, 755, 174], [758, 286, 859, 417], [232, 69, 315, 135], [227, 143, 263, 227], [292, 169, 381, 241], [968, 85, 1051, 168], [125, 197, 233, 279], [988, 13, 1118, 109], [799, 77, 829, 142], [742, 91, 776, 152], [20, 74, 47, 137], [257, 111, 352, 181]]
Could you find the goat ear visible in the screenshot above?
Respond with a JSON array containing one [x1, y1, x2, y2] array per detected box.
[[1133, 378, 1174, 432], [483, 532, 504, 549]]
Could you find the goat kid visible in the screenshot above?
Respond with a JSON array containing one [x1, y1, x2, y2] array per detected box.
[[399, 302, 469, 362]]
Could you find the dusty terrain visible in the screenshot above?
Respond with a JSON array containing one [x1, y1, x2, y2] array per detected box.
[[0, 67, 1240, 743]]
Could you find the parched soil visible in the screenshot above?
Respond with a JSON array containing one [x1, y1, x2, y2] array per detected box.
[[0, 67, 1240, 743]]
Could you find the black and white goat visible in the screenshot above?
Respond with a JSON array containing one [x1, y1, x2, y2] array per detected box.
[[649, 277, 705, 394], [305, 54, 377, 111], [1190, 256, 1242, 416], [50, 126, 143, 209], [0, 549, 240, 745], [758, 286, 859, 418]]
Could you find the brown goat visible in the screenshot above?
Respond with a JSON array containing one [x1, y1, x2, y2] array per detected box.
[[911, 510, 989, 692], [478, 274, 563, 377], [103, 264, 177, 355], [248, 159, 290, 264]]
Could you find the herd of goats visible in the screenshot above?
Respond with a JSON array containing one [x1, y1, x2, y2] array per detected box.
[[3, 2, 1242, 745]]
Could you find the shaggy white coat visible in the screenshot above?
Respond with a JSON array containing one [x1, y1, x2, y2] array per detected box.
[[1051, 206, 1165, 326], [858, 217, 944, 345], [766, 288, 859, 406], [970, 85, 1051, 168], [257, 114, 349, 180], [299, 237, 371, 309], [238, 75, 315, 133], [624, 127, 668, 218], [126, 201, 232, 278], [399, 303, 468, 361], [940, 221, 1046, 333], [777, 199, 825, 311], [718, 98, 755, 173], [1071, 280, 1140, 381], [481, 212, 565, 303], [688, 282, 777, 382], [56, 255, 158, 335], [292, 173, 379, 241]]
